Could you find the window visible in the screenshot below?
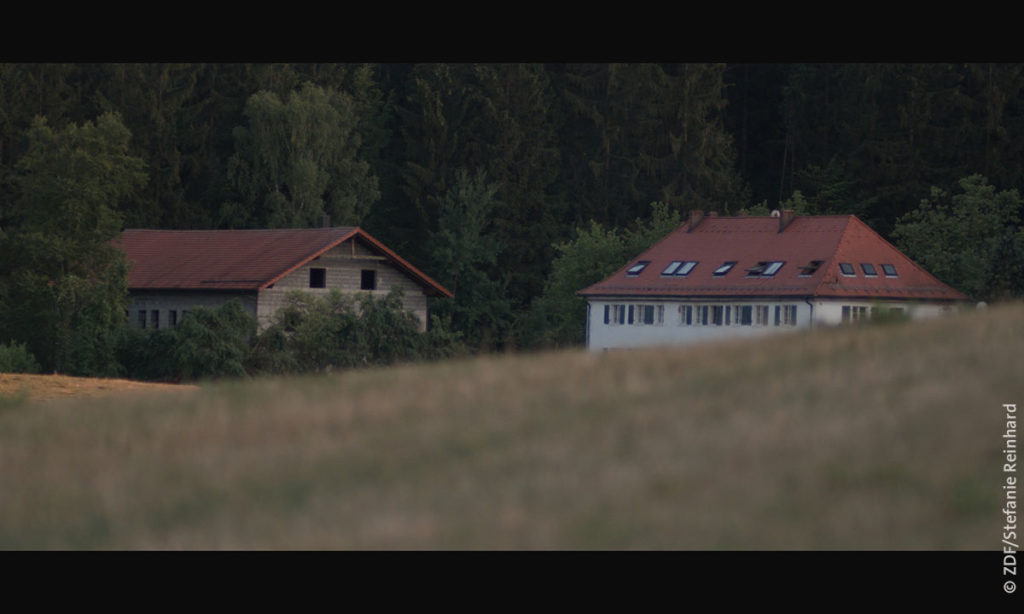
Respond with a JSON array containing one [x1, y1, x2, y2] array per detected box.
[[746, 261, 785, 277], [138, 310, 146, 329], [679, 305, 692, 326], [662, 261, 698, 277], [712, 305, 725, 326], [309, 267, 326, 288], [881, 263, 898, 277], [838, 262, 856, 276], [861, 263, 878, 277], [626, 261, 650, 276], [782, 305, 797, 326], [636, 304, 662, 326], [799, 260, 824, 277], [842, 305, 868, 323], [738, 305, 753, 326], [169, 310, 178, 328], [699, 305, 710, 326], [608, 304, 627, 325], [713, 261, 737, 276], [151, 310, 160, 330], [755, 305, 769, 326], [628, 305, 635, 325], [361, 269, 377, 290], [725, 305, 731, 326]]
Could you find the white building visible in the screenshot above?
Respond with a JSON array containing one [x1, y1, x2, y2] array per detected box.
[[578, 211, 969, 350]]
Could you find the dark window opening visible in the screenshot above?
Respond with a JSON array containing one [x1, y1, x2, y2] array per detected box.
[[169, 310, 177, 327], [361, 269, 377, 290], [151, 310, 160, 330], [309, 268, 326, 288], [604, 305, 610, 324], [861, 263, 878, 277], [627, 305, 634, 324], [138, 310, 146, 329], [838, 262, 856, 276]]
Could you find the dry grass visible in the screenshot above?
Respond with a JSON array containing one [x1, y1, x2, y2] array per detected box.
[[0, 373, 196, 402], [1, 303, 1021, 549]]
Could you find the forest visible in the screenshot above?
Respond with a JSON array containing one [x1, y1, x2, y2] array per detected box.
[[1, 63, 1022, 379]]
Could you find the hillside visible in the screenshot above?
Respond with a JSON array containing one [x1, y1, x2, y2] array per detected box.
[[1, 303, 1021, 549]]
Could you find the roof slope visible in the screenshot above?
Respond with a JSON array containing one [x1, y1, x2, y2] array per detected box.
[[578, 214, 968, 302], [115, 227, 453, 297]]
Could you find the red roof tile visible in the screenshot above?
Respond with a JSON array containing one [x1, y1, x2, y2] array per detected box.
[[578, 214, 968, 302], [114, 227, 453, 298]]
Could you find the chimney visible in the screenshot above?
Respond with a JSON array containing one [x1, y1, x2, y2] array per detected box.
[[687, 209, 705, 233], [779, 209, 796, 233]]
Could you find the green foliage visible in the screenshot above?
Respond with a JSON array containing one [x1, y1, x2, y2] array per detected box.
[[250, 288, 430, 374], [0, 341, 41, 374], [225, 82, 380, 228], [892, 175, 1024, 301], [172, 301, 257, 381], [426, 168, 512, 348], [520, 202, 683, 348], [0, 112, 145, 375]]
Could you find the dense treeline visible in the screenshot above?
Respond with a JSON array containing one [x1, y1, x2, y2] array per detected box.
[[1, 63, 1023, 378]]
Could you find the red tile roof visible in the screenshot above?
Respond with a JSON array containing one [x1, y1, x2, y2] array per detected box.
[[578, 214, 968, 302], [114, 227, 453, 298]]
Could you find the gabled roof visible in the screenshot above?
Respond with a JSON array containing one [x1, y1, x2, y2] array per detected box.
[[115, 227, 453, 298], [578, 214, 968, 302]]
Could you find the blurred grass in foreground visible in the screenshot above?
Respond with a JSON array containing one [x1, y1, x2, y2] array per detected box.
[[1, 303, 1022, 549]]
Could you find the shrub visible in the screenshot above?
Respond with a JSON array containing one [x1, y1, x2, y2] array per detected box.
[[0, 342, 41, 374]]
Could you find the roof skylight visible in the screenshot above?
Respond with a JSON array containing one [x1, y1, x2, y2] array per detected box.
[[626, 261, 650, 276], [662, 260, 698, 277], [746, 261, 784, 277], [799, 260, 824, 277], [713, 261, 737, 276], [838, 262, 856, 276]]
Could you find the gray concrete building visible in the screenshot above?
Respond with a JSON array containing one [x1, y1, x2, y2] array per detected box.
[[115, 227, 452, 331]]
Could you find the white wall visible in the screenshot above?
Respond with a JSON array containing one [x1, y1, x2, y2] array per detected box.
[[586, 299, 812, 350], [586, 297, 960, 350], [810, 299, 951, 326]]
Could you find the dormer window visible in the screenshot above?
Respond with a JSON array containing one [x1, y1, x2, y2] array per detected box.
[[662, 260, 698, 277], [861, 263, 878, 277], [713, 261, 737, 276], [799, 260, 824, 277], [746, 261, 784, 277], [838, 262, 856, 276], [881, 263, 898, 277], [626, 261, 650, 276]]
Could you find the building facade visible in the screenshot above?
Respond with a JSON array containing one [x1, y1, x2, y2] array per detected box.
[[578, 211, 969, 350], [116, 227, 452, 332]]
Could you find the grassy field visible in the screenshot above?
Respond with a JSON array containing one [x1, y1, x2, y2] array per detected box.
[[1, 303, 1021, 549]]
